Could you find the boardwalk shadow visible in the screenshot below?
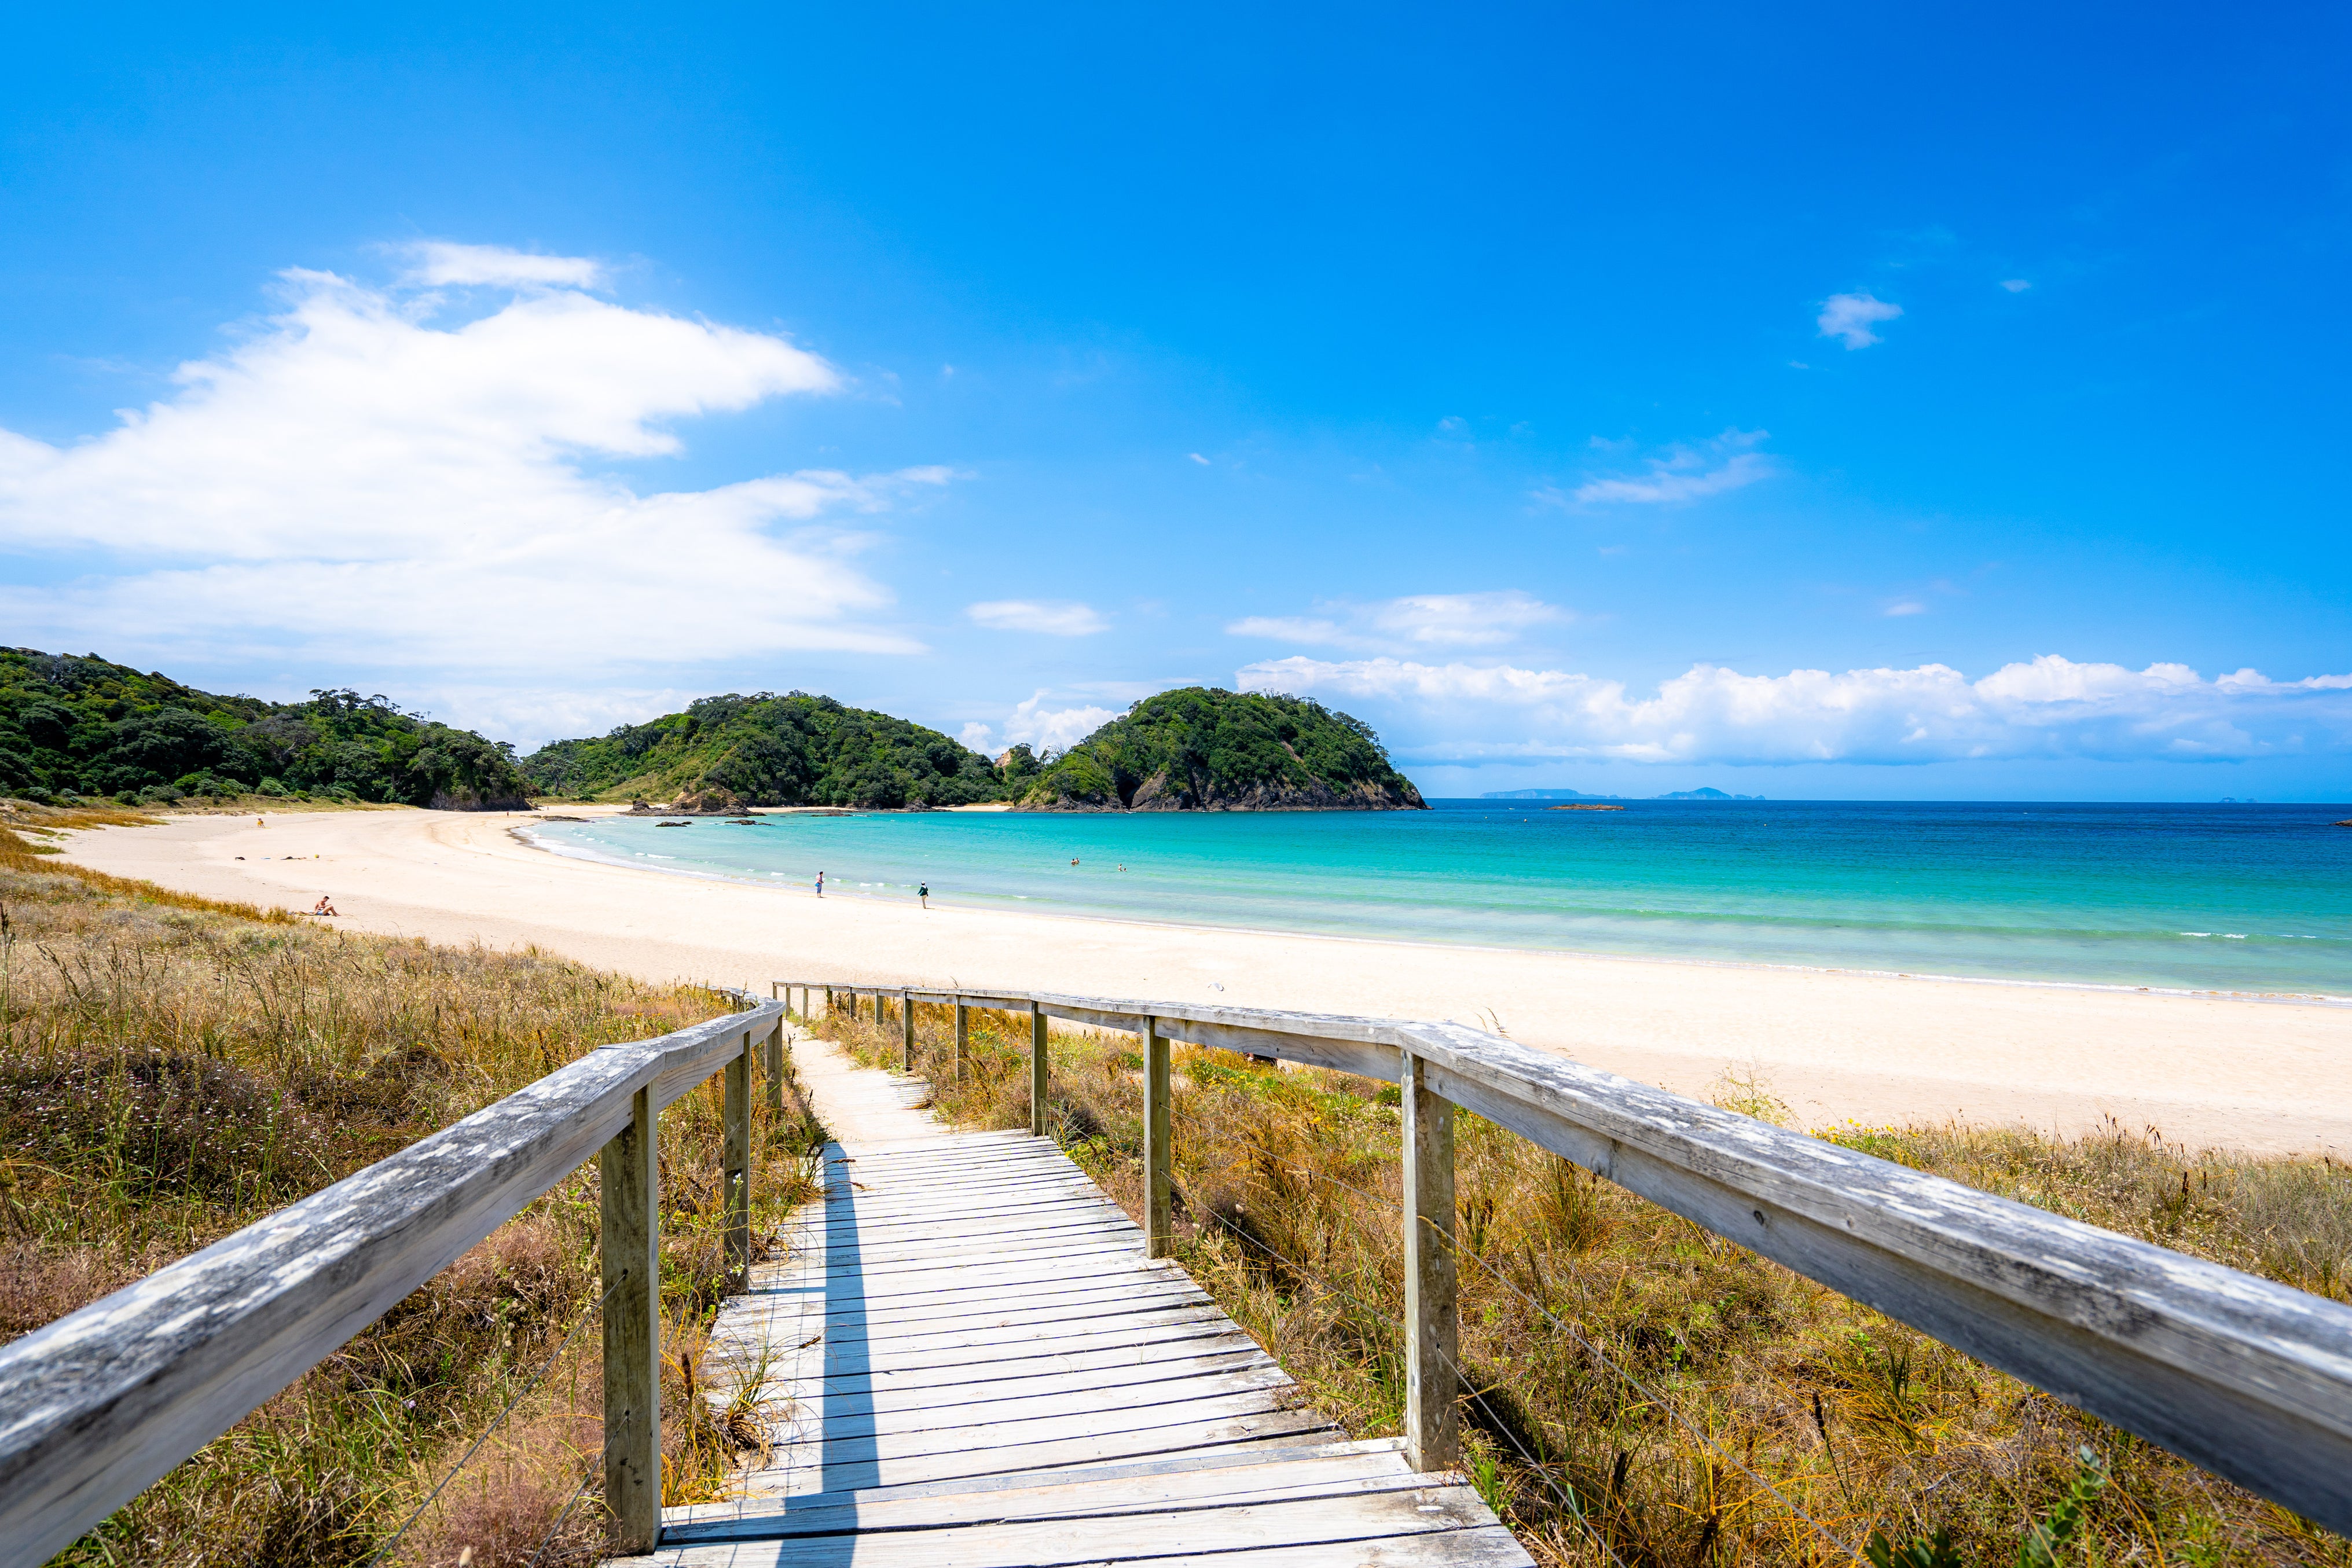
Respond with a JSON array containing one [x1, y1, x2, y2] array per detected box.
[[812, 1143, 879, 1497]]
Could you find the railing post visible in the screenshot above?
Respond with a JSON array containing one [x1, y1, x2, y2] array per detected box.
[[725, 1029, 752, 1291], [600, 1084, 661, 1551], [1143, 1016, 1172, 1258], [1029, 1001, 1048, 1136], [901, 989, 915, 1073], [953, 1000, 968, 1081], [1401, 1049, 1459, 1471], [762, 1019, 784, 1119], [822, 983, 832, 1018]]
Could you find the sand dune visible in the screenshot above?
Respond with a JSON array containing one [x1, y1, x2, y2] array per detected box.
[[57, 806, 2351, 1155]]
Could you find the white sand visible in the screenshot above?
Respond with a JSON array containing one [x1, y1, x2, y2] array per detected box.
[[56, 807, 2352, 1156]]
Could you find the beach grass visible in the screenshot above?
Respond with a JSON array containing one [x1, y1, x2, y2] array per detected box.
[[822, 997, 2352, 1568], [0, 805, 827, 1567]]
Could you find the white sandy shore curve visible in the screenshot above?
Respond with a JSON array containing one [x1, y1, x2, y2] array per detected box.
[[55, 806, 2352, 1156]]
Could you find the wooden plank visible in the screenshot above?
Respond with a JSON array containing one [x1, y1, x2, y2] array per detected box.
[[669, 1437, 1408, 1522], [726, 1313, 1255, 1379], [640, 1486, 1509, 1567], [752, 1346, 1277, 1412], [775, 1277, 1211, 1338], [662, 1451, 1430, 1541], [761, 1385, 1301, 1463], [766, 1364, 1295, 1442], [0, 1000, 786, 1566], [736, 1407, 1342, 1494]]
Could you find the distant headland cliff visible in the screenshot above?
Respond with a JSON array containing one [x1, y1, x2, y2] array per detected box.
[[522, 686, 1424, 813]]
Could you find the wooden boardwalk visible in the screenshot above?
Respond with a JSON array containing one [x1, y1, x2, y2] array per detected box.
[[619, 1037, 1531, 1566]]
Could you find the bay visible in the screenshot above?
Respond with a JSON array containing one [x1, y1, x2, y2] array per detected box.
[[526, 800, 2352, 996]]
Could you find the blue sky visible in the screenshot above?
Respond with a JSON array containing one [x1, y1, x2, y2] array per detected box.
[[2, 5, 2347, 798]]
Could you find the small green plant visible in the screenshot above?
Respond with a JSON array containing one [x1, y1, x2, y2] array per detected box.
[[1866, 1526, 1965, 1568], [2018, 1446, 2110, 1567]]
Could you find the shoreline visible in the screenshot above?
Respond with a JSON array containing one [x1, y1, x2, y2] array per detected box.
[[51, 806, 2352, 1156], [515, 817, 2352, 1009]]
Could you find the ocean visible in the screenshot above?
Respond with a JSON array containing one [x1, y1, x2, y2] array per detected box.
[[523, 800, 2352, 997]]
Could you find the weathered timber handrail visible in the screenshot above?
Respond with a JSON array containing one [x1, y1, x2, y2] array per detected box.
[[0, 998, 786, 1566], [796, 981, 2352, 1532]]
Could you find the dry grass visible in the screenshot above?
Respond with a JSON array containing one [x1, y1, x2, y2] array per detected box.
[[1, 805, 827, 1567], [820, 996, 2352, 1568]]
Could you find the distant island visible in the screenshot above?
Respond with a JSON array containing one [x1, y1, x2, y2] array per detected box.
[[0, 647, 529, 809], [1017, 688, 1425, 811], [1482, 785, 1766, 802], [523, 685, 1424, 813], [520, 691, 1005, 811]]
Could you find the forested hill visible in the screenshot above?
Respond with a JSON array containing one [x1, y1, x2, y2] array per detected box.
[[1018, 688, 1426, 811], [519, 692, 1008, 809], [0, 648, 530, 809]]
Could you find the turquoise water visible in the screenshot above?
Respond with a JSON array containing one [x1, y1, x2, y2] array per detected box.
[[527, 801, 2352, 996]]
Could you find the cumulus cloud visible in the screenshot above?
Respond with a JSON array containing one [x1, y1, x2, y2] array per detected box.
[[1999, 278, 2032, 293], [966, 599, 1109, 636], [1227, 591, 1565, 651], [962, 691, 1122, 755], [1542, 429, 1772, 508], [1818, 292, 1903, 348], [0, 255, 949, 686], [1234, 654, 2352, 766]]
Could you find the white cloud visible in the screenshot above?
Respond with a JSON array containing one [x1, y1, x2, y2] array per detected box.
[[994, 691, 1120, 752], [1187, 453, 1210, 465], [1543, 429, 1773, 508], [1817, 292, 1903, 349], [1234, 654, 2352, 766], [966, 599, 1110, 636], [1227, 591, 1565, 652], [398, 241, 607, 290], [1884, 600, 1927, 617], [0, 255, 945, 690], [1999, 278, 2032, 293]]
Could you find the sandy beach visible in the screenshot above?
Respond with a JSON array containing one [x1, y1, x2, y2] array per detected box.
[[56, 806, 2352, 1156]]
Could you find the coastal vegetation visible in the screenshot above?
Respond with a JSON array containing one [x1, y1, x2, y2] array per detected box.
[[519, 691, 1006, 809], [0, 802, 825, 1565], [1017, 686, 1426, 811], [0, 648, 531, 810], [827, 1000, 2352, 1568]]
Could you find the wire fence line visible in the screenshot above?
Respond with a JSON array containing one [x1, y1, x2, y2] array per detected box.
[[1159, 1162, 1635, 1568], [1160, 1099, 1856, 1563], [364, 1272, 626, 1568]]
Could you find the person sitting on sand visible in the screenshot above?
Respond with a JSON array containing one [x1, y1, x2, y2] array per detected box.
[[311, 895, 339, 917]]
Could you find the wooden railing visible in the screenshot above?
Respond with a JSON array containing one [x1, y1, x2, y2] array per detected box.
[[0, 998, 788, 1566], [777, 978, 2352, 1534]]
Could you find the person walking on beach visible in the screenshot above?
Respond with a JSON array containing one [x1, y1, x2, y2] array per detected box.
[[918, 881, 929, 909], [816, 870, 825, 898]]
